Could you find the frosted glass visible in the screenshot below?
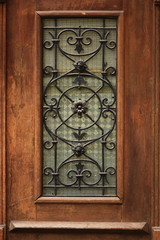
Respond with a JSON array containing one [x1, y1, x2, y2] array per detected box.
[[42, 18, 117, 197]]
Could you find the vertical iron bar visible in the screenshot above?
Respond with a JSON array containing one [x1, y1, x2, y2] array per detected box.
[[54, 18, 58, 196], [115, 18, 118, 196], [102, 18, 105, 196]]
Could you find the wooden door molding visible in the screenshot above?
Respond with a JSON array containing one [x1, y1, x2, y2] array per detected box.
[[152, 2, 160, 238], [0, 2, 6, 240], [35, 10, 124, 204], [9, 221, 149, 233]]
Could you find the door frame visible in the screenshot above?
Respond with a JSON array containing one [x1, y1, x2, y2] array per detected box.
[[0, 1, 6, 240], [34, 9, 124, 203]]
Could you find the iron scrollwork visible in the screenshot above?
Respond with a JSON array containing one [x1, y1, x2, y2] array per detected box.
[[42, 18, 117, 196]]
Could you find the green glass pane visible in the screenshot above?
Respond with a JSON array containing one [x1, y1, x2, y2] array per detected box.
[[42, 18, 117, 197]]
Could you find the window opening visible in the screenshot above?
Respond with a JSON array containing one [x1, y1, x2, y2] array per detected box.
[[42, 18, 117, 197]]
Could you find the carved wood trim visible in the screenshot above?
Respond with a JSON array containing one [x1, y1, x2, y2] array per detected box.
[[9, 221, 149, 233], [35, 10, 124, 202]]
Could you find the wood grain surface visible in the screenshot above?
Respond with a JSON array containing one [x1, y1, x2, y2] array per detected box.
[[1, 0, 159, 240], [0, 2, 6, 240], [9, 221, 149, 233]]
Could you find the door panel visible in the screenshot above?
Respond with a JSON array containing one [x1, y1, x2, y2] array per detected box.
[[37, 0, 123, 11], [122, 0, 153, 224], [5, 0, 155, 239], [8, 233, 150, 240]]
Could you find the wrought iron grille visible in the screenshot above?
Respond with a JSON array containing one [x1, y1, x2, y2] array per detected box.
[[42, 18, 117, 197]]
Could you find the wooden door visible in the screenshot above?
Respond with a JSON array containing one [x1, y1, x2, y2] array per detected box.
[[0, 0, 160, 240]]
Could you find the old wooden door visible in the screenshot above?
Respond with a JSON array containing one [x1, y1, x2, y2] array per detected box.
[[0, 0, 160, 240]]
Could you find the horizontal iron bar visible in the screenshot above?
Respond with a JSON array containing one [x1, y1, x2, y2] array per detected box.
[[43, 185, 116, 188], [43, 26, 117, 30], [43, 195, 116, 198]]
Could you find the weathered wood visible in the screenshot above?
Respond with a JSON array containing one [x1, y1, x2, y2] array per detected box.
[[0, 226, 5, 240], [150, 0, 160, 229], [0, 3, 6, 240], [36, 204, 121, 222], [34, 10, 43, 200], [35, 10, 124, 203], [122, 0, 153, 223], [35, 196, 122, 204], [36, 10, 124, 16], [152, 227, 160, 240], [8, 233, 151, 240], [37, 0, 123, 11], [6, 0, 37, 230], [9, 221, 149, 233], [6, 0, 157, 240], [153, 3, 160, 227]]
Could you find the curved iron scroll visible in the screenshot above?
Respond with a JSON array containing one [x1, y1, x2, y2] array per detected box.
[[42, 18, 117, 197]]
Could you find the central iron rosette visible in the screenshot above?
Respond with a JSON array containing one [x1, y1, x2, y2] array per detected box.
[[72, 99, 88, 118]]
